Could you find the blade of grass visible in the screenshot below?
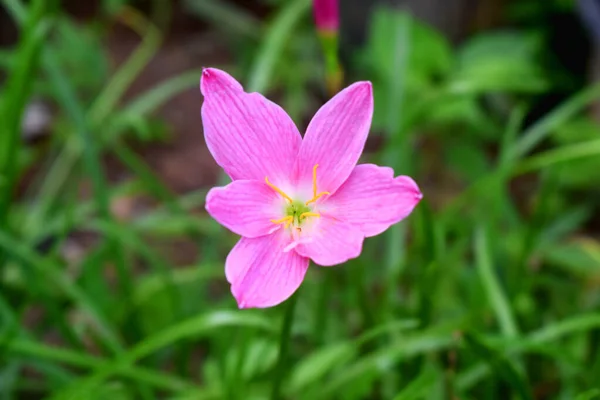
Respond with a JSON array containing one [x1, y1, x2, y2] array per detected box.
[[499, 103, 528, 167], [5, 339, 196, 392], [43, 49, 139, 350], [110, 68, 203, 129], [1, 291, 195, 393], [90, 219, 183, 322], [311, 332, 455, 400], [463, 333, 532, 400], [287, 319, 419, 395], [22, 140, 81, 237], [182, 0, 260, 39], [457, 314, 600, 391], [474, 226, 519, 337], [51, 311, 276, 399], [575, 389, 600, 400], [523, 314, 600, 346], [0, 0, 48, 230], [247, 0, 310, 93], [0, 0, 26, 21], [87, 6, 161, 126], [0, 294, 77, 395], [392, 367, 438, 400], [514, 138, 600, 175], [130, 265, 220, 311], [43, 48, 110, 248], [0, 230, 123, 354], [26, 180, 138, 244], [379, 10, 411, 330], [509, 82, 600, 160], [444, 82, 600, 219], [25, 13, 178, 239], [271, 293, 298, 400], [111, 141, 184, 216], [28, 69, 203, 239]]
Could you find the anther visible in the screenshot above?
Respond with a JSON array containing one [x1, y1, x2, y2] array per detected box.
[[299, 212, 320, 220], [265, 177, 293, 203], [305, 164, 329, 205], [270, 216, 293, 226], [306, 192, 329, 205]]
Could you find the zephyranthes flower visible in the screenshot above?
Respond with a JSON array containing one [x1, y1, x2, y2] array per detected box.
[[201, 68, 422, 309]]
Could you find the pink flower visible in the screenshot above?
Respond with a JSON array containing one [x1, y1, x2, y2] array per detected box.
[[201, 68, 422, 309], [313, 0, 339, 33]]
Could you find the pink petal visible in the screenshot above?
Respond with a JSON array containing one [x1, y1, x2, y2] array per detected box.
[[226, 232, 310, 308], [323, 164, 422, 237], [294, 216, 364, 266], [293, 81, 373, 195], [200, 68, 302, 183], [206, 180, 285, 238]]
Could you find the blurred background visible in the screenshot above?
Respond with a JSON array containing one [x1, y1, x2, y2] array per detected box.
[[2, 0, 600, 398]]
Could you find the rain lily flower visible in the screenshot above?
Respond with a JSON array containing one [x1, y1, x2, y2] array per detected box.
[[313, 0, 339, 34], [201, 68, 422, 309]]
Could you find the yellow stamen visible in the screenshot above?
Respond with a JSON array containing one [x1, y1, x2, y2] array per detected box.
[[271, 216, 293, 224], [299, 212, 320, 220], [265, 177, 293, 203], [270, 216, 294, 229], [305, 164, 330, 205], [306, 192, 329, 205]]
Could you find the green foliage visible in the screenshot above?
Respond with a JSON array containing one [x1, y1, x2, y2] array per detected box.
[[1, 0, 600, 399]]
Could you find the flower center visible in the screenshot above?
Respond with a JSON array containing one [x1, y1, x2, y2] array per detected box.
[[265, 164, 330, 229]]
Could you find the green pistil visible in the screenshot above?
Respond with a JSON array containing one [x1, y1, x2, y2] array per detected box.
[[285, 200, 311, 225]]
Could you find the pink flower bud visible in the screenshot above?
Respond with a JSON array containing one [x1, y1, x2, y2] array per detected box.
[[313, 0, 339, 33]]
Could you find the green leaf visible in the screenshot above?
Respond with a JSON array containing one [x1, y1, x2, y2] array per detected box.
[[51, 17, 109, 95], [0, 0, 49, 226], [288, 342, 356, 393], [463, 333, 532, 400], [544, 241, 600, 277], [445, 140, 491, 182], [575, 389, 600, 400], [474, 227, 519, 337], [312, 332, 455, 400], [392, 367, 439, 400], [0, 229, 123, 354], [5, 339, 195, 392], [87, 8, 161, 126], [367, 8, 453, 88], [51, 311, 275, 400], [182, 0, 261, 39], [510, 82, 600, 160], [450, 31, 547, 94], [247, 0, 310, 92]]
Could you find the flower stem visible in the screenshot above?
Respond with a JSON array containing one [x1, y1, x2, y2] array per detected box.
[[271, 293, 298, 400], [318, 31, 343, 96]]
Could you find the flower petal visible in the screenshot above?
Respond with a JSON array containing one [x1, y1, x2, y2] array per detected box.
[[226, 232, 310, 308], [294, 216, 364, 266], [293, 81, 373, 195], [200, 68, 302, 183], [323, 164, 422, 237], [206, 180, 285, 238]]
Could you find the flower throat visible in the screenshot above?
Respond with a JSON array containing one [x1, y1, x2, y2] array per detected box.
[[265, 164, 329, 229]]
